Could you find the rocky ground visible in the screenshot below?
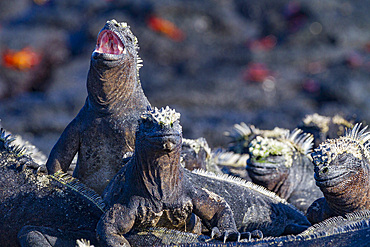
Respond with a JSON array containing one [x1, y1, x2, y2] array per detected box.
[[0, 0, 369, 155]]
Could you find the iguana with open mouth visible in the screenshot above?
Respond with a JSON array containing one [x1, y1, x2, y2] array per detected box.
[[46, 19, 151, 194]]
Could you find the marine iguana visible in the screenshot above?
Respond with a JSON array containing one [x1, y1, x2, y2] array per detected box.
[[215, 124, 289, 180], [99, 106, 241, 246], [246, 129, 323, 212], [0, 128, 104, 247], [298, 113, 354, 147], [100, 107, 311, 246], [307, 123, 370, 224], [181, 137, 222, 174], [46, 19, 150, 194], [216, 123, 322, 212], [182, 137, 212, 171]]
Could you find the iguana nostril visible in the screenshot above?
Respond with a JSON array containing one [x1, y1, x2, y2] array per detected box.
[[322, 167, 328, 174]]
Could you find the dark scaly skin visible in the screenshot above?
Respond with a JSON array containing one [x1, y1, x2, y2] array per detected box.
[[98, 107, 240, 246], [298, 113, 354, 148], [247, 129, 323, 212], [186, 169, 311, 237], [46, 19, 150, 194], [1, 126, 368, 247], [0, 128, 103, 247], [182, 138, 211, 171], [307, 123, 370, 224], [122, 210, 370, 246]]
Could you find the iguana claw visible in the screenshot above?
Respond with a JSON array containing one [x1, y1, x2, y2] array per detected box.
[[240, 230, 263, 241], [211, 227, 241, 243]]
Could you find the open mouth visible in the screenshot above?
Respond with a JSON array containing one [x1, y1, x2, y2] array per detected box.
[[95, 30, 125, 55]]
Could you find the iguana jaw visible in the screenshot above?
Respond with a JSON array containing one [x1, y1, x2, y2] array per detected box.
[[314, 167, 353, 188], [91, 19, 135, 67], [94, 30, 126, 57], [92, 29, 126, 63]]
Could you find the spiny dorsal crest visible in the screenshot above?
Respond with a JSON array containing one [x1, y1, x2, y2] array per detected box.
[[312, 123, 370, 166], [76, 239, 94, 247], [107, 19, 143, 83], [225, 122, 289, 142], [141, 106, 180, 126], [0, 128, 26, 157], [282, 128, 314, 156], [224, 122, 255, 141], [50, 171, 106, 213], [213, 150, 249, 167]]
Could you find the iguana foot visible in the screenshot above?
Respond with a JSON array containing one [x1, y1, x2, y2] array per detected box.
[[211, 227, 241, 243], [18, 157, 47, 174]]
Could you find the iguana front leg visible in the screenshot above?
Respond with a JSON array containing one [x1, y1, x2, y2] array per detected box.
[[96, 203, 136, 247], [191, 187, 240, 242], [46, 118, 80, 174]]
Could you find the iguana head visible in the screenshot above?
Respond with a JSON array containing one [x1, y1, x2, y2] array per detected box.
[[87, 19, 143, 111], [312, 123, 370, 188], [247, 129, 313, 196], [311, 123, 370, 213], [225, 123, 289, 154], [92, 19, 141, 68], [137, 106, 182, 153]]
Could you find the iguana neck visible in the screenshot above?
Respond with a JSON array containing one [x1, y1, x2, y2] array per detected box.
[[132, 145, 183, 203], [87, 60, 144, 115]]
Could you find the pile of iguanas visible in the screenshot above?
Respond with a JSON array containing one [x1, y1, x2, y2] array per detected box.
[[1, 19, 370, 247]]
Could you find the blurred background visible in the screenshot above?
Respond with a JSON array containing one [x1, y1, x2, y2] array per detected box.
[[0, 0, 369, 154]]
